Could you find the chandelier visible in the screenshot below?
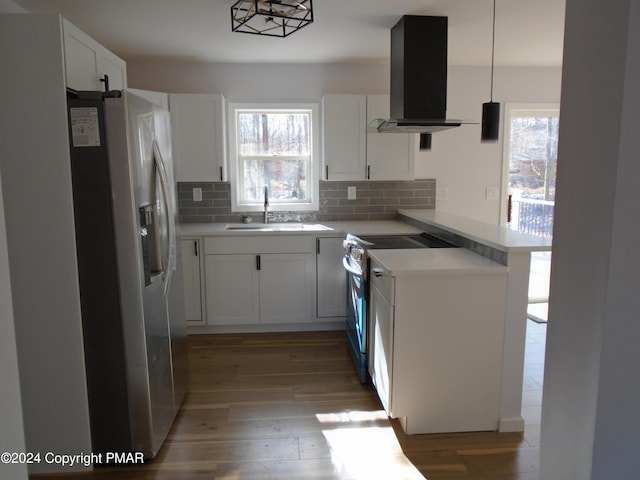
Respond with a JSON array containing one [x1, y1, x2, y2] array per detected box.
[[231, 0, 314, 37]]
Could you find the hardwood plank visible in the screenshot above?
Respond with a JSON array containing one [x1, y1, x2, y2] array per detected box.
[[30, 329, 541, 480]]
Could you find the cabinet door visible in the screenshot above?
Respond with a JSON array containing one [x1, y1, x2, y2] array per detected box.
[[366, 95, 415, 180], [205, 254, 259, 325], [259, 253, 313, 324], [63, 19, 126, 91], [369, 282, 394, 415], [322, 95, 367, 180], [170, 94, 226, 182], [181, 239, 203, 324], [95, 49, 127, 90], [316, 237, 347, 318]]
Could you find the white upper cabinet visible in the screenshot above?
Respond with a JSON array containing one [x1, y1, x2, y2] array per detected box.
[[169, 93, 227, 182], [322, 95, 367, 181], [128, 88, 169, 109], [366, 95, 415, 181], [322, 94, 415, 181], [62, 19, 127, 91]]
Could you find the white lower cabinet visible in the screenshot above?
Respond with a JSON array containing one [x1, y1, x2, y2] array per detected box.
[[368, 257, 507, 435], [180, 238, 205, 325], [203, 235, 314, 327], [259, 254, 314, 324], [316, 237, 347, 319], [205, 254, 260, 325], [369, 277, 394, 414]]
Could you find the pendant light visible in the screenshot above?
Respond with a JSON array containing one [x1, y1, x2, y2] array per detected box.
[[481, 0, 500, 142], [419, 133, 432, 151]]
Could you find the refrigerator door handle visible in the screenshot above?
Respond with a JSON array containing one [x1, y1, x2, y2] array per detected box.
[[152, 140, 175, 296]]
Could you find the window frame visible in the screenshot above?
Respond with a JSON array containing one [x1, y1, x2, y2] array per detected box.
[[227, 102, 320, 213]]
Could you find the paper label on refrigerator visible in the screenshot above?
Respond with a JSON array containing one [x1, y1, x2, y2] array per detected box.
[[70, 107, 101, 147]]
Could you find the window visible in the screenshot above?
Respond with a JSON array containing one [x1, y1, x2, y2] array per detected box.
[[228, 103, 319, 212], [502, 103, 559, 239]]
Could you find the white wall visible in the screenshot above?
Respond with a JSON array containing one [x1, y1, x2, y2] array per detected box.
[[0, 173, 28, 480], [128, 61, 561, 224], [416, 65, 561, 223], [539, 0, 640, 478], [0, 14, 93, 474]]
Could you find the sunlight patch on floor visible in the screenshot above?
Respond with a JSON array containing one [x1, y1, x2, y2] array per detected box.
[[315, 410, 388, 424], [318, 411, 426, 480]]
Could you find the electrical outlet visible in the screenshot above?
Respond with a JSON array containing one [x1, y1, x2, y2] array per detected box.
[[436, 188, 448, 200], [486, 186, 500, 200], [347, 186, 357, 200], [193, 187, 202, 202]]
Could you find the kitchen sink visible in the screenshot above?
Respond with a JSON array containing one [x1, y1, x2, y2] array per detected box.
[[225, 223, 332, 232]]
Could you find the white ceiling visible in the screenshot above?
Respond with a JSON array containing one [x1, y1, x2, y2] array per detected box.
[[13, 0, 566, 66]]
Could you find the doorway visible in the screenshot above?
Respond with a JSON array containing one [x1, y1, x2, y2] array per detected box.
[[502, 103, 558, 322], [501, 103, 559, 237]]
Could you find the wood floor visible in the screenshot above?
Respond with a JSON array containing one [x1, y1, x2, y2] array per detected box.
[[32, 322, 546, 480]]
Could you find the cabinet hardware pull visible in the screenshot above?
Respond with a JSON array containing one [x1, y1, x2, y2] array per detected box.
[[372, 268, 384, 277], [220, 166, 223, 182], [367, 165, 371, 179], [316, 238, 320, 254], [325, 165, 329, 180], [99, 74, 110, 93], [194, 240, 198, 257], [256, 255, 261, 271]]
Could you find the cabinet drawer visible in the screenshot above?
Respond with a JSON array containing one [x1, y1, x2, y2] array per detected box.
[[204, 235, 314, 255], [369, 261, 395, 304]]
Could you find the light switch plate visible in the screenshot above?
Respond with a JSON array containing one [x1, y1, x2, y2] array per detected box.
[[436, 188, 448, 200], [486, 186, 500, 200], [193, 187, 203, 202], [347, 186, 357, 200]]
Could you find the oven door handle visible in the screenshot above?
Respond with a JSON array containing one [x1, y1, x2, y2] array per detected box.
[[342, 257, 363, 277]]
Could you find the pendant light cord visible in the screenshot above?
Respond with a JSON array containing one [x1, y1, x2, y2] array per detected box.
[[490, 0, 496, 101]]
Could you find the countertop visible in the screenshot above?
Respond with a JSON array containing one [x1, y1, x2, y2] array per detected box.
[[399, 209, 552, 253], [179, 220, 422, 238], [179, 217, 515, 277], [368, 248, 508, 277]]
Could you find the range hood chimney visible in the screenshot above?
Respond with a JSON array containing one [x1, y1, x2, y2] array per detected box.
[[373, 15, 466, 134]]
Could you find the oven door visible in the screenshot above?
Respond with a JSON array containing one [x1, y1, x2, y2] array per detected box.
[[343, 257, 368, 383]]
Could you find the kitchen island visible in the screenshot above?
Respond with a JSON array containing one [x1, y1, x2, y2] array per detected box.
[[398, 209, 552, 432], [367, 248, 508, 434]]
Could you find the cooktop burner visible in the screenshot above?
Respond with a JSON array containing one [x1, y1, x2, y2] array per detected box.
[[357, 233, 459, 249]]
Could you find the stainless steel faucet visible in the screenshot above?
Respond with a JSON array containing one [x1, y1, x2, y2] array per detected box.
[[263, 185, 269, 224]]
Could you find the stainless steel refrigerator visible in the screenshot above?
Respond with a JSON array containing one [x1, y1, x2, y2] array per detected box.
[[66, 89, 188, 458]]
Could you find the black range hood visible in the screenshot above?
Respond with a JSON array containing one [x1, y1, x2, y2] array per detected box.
[[372, 15, 466, 134]]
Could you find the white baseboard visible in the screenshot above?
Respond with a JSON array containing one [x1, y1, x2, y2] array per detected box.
[[498, 416, 526, 432], [187, 320, 346, 335]]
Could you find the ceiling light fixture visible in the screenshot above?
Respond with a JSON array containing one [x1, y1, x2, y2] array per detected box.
[[481, 0, 500, 142], [230, 0, 313, 37]]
